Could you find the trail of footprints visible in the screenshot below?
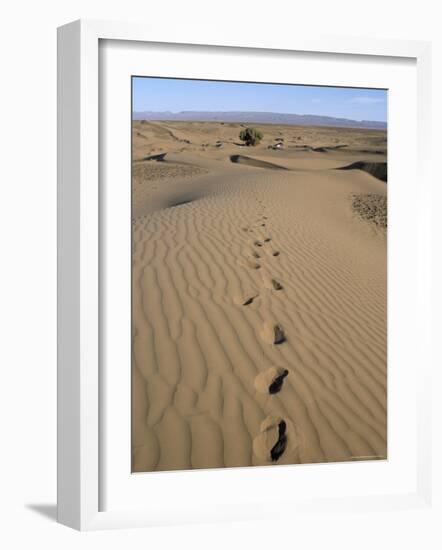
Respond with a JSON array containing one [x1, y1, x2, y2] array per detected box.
[[237, 198, 298, 464]]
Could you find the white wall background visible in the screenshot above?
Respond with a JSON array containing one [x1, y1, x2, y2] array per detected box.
[[0, 1, 440, 547]]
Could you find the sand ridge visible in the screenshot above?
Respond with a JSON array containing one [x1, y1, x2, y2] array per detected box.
[[132, 121, 387, 472]]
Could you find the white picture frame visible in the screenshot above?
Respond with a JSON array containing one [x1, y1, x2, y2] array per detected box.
[[57, 19, 433, 531]]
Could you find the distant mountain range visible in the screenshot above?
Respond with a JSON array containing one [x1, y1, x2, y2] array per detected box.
[[132, 111, 387, 129]]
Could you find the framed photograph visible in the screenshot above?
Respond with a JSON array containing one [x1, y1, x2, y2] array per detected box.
[[57, 19, 433, 530]]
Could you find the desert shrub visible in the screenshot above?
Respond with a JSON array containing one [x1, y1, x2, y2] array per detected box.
[[239, 127, 263, 146]]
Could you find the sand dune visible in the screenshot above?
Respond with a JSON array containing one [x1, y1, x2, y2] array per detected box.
[[132, 121, 387, 472]]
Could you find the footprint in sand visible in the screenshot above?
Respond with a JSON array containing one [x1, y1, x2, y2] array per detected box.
[[245, 258, 261, 270], [271, 279, 283, 290], [251, 250, 261, 259], [234, 293, 259, 306], [261, 275, 283, 291], [254, 366, 290, 395], [253, 416, 298, 463], [272, 251, 280, 257], [263, 237, 271, 243], [254, 240, 263, 248], [260, 322, 286, 345]]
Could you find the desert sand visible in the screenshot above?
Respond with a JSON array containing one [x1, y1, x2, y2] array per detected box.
[[131, 120, 387, 472]]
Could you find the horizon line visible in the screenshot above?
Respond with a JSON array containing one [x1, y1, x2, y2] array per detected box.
[[132, 109, 387, 124]]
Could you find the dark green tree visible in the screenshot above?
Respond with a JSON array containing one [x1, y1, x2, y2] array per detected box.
[[239, 127, 263, 146]]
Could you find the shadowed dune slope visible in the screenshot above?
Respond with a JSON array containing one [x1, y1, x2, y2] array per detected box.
[[337, 161, 387, 182], [230, 154, 289, 170]]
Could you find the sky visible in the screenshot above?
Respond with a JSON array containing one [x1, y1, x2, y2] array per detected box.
[[132, 77, 387, 122]]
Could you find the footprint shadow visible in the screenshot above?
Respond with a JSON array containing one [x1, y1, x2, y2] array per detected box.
[[260, 322, 286, 345], [253, 416, 298, 463], [254, 367, 290, 395]]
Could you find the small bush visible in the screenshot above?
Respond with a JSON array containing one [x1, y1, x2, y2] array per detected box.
[[239, 127, 263, 146]]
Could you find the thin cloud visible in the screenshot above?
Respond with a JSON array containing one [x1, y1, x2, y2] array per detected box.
[[349, 96, 385, 105]]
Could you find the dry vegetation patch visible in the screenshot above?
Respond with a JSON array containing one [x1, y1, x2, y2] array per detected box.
[[351, 193, 387, 229], [133, 161, 208, 183]]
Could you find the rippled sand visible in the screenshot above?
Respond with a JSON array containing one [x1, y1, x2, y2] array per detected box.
[[131, 121, 387, 472]]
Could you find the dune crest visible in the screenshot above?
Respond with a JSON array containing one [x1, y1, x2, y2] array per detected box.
[[230, 154, 288, 170]]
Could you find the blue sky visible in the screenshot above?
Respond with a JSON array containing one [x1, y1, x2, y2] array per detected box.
[[132, 77, 387, 122]]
